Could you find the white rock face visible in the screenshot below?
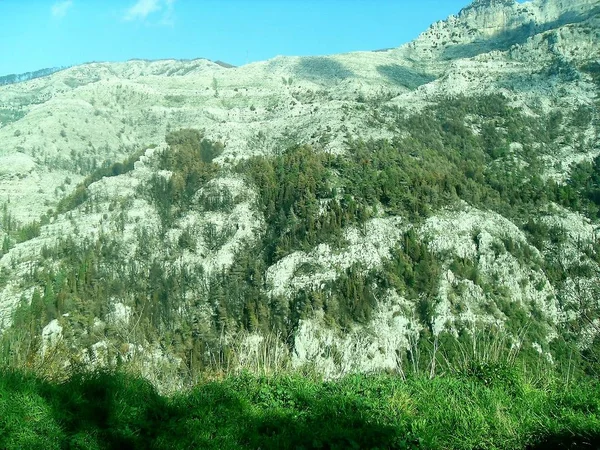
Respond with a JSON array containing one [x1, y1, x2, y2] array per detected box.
[[400, 0, 600, 61], [107, 302, 131, 326], [422, 206, 558, 333], [41, 319, 63, 357], [292, 294, 420, 377], [266, 217, 405, 297]]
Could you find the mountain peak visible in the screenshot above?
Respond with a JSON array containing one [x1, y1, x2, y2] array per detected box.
[[401, 0, 599, 61], [466, 0, 515, 9]]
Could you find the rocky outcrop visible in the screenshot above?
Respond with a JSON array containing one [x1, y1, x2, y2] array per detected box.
[[400, 0, 600, 61]]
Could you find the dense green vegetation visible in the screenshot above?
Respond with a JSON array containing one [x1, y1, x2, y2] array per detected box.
[[0, 202, 43, 255], [582, 60, 600, 88], [241, 145, 352, 264], [148, 128, 223, 228], [243, 93, 599, 257], [231, 94, 600, 343], [0, 367, 598, 450], [562, 154, 600, 219]]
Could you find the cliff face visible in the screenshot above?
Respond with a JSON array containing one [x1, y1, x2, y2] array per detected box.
[[401, 0, 600, 62]]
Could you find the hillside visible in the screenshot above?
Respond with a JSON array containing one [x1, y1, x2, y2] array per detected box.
[[0, 0, 599, 392]]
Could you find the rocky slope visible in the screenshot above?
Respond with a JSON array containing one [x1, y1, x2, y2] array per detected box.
[[401, 0, 599, 61], [0, 0, 599, 386]]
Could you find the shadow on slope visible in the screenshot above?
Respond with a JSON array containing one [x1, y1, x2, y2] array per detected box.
[[1, 369, 600, 449], [0, 370, 404, 450], [527, 433, 600, 450], [442, 6, 600, 60], [294, 57, 355, 83], [376, 64, 436, 89]]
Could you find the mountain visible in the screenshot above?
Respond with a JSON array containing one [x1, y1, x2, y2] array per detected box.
[[0, 67, 66, 87], [0, 0, 598, 388], [402, 0, 600, 61]]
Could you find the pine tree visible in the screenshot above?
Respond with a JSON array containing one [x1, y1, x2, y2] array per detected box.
[[43, 281, 57, 323], [30, 289, 44, 331]]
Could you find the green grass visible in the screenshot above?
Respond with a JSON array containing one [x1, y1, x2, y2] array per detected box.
[[0, 369, 598, 449]]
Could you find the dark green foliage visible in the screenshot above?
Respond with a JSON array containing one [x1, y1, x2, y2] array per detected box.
[[1, 203, 16, 233], [321, 265, 378, 328], [582, 335, 600, 377], [2, 203, 42, 246], [147, 173, 176, 227], [546, 56, 579, 81], [164, 94, 186, 105], [2, 228, 229, 372], [340, 95, 596, 258], [206, 244, 271, 336], [334, 265, 377, 325], [197, 184, 235, 212], [463, 360, 520, 389], [0, 108, 26, 125], [378, 231, 441, 330], [240, 145, 344, 264], [202, 222, 235, 251], [0, 66, 64, 86], [164, 129, 224, 165], [16, 221, 41, 243], [571, 105, 594, 128], [85, 148, 145, 183], [560, 155, 600, 219], [333, 95, 559, 222], [148, 129, 223, 228], [580, 60, 600, 87], [56, 185, 89, 216], [177, 226, 196, 251], [235, 145, 387, 331]]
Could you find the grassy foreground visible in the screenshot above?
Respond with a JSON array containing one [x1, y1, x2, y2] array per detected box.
[[0, 369, 599, 450]]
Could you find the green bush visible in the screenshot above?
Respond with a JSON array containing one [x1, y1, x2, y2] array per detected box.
[[16, 221, 41, 243]]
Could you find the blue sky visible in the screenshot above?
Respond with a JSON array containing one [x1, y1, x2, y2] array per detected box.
[[0, 0, 474, 76]]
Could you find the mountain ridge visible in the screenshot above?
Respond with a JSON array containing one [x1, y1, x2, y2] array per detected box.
[[400, 0, 600, 61]]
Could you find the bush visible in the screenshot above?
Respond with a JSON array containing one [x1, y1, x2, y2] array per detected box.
[[16, 221, 41, 243]]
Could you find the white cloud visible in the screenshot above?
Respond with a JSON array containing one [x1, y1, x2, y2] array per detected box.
[[159, 0, 176, 26], [51, 0, 73, 19], [125, 0, 175, 23]]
